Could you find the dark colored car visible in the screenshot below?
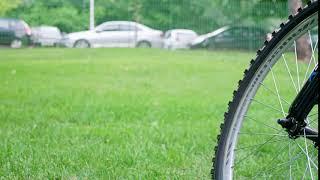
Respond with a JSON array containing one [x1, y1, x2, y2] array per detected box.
[[0, 18, 32, 48], [191, 26, 268, 50]]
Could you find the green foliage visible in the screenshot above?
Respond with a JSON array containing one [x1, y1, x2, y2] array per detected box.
[[7, 0, 89, 32], [0, 0, 21, 16], [4, 0, 290, 33]]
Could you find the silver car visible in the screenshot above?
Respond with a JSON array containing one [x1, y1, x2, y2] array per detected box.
[[31, 26, 63, 46], [163, 29, 198, 50], [62, 21, 164, 48]]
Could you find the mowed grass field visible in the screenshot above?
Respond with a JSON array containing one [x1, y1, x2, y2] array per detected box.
[[0, 48, 254, 179]]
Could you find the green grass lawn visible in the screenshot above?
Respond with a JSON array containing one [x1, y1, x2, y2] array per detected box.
[[0, 48, 266, 179]]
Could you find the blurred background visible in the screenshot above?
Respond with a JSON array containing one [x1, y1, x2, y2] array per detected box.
[[0, 0, 317, 51]]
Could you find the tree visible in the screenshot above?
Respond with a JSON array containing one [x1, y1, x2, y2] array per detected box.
[[288, 0, 312, 61], [4, 0, 302, 36], [7, 0, 89, 33], [0, 0, 21, 16]]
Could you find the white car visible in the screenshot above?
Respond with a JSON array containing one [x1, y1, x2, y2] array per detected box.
[[62, 21, 164, 48], [31, 26, 63, 46], [163, 29, 198, 50]]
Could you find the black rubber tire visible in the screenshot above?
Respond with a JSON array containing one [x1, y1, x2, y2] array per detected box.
[[136, 41, 152, 48], [73, 39, 91, 48], [212, 1, 318, 179]]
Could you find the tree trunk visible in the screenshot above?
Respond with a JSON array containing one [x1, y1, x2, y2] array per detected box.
[[288, 0, 312, 61]]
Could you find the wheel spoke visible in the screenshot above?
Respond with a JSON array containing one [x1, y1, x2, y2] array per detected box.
[[270, 67, 286, 117], [282, 54, 299, 94], [303, 33, 318, 84], [238, 132, 287, 137], [254, 142, 317, 178], [308, 113, 318, 118], [294, 41, 301, 91], [234, 135, 280, 167], [251, 98, 286, 115], [302, 161, 310, 180], [259, 82, 291, 105], [252, 142, 305, 178], [308, 30, 318, 67], [307, 116, 318, 126], [289, 141, 292, 180], [244, 115, 283, 132], [303, 129, 315, 179], [294, 140, 318, 170], [302, 54, 314, 85], [254, 144, 316, 178], [235, 139, 284, 151], [296, 134, 318, 137]]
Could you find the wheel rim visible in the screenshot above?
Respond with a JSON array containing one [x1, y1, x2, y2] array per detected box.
[[75, 40, 89, 48], [223, 12, 318, 179]]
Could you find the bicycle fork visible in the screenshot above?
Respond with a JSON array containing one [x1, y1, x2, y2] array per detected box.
[[278, 65, 319, 147]]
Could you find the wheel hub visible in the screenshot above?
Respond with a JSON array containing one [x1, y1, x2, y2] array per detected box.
[[278, 117, 306, 139], [278, 117, 319, 148]]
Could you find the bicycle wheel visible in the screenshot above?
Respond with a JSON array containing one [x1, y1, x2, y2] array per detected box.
[[212, 1, 318, 179]]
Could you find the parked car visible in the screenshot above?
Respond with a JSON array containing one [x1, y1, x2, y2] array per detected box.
[[31, 26, 63, 46], [0, 18, 31, 48], [163, 29, 198, 50], [191, 26, 267, 50], [61, 21, 163, 48]]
